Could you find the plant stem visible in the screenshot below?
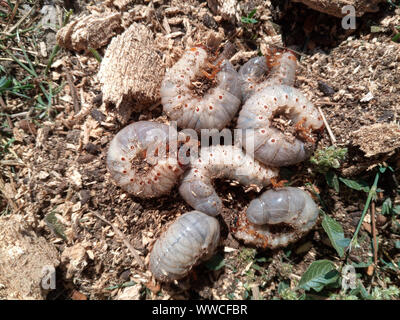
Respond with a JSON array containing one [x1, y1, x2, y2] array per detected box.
[[349, 172, 380, 249]]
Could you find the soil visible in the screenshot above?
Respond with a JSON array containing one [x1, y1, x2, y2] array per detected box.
[[0, 0, 400, 300]]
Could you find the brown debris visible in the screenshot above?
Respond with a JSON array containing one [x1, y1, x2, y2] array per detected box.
[[0, 215, 60, 300], [56, 12, 122, 52], [105, 0, 133, 10], [61, 243, 89, 280], [291, 0, 384, 18], [116, 284, 143, 300], [352, 123, 400, 157], [98, 23, 165, 123], [216, 0, 239, 22]]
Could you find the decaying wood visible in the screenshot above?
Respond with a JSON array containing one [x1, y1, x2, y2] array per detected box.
[[98, 23, 165, 123], [352, 123, 400, 157], [291, 0, 384, 18], [105, 0, 132, 10], [56, 12, 122, 52]]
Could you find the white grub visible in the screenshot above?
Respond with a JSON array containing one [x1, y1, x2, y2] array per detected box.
[[239, 51, 297, 101], [179, 145, 279, 216], [149, 211, 220, 282], [234, 187, 319, 249], [106, 121, 184, 198], [160, 47, 242, 131], [237, 50, 324, 167]]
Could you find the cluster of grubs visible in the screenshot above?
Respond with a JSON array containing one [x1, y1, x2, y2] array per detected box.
[[106, 45, 324, 282]]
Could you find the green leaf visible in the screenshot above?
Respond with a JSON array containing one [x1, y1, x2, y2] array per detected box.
[[349, 280, 371, 299], [322, 214, 348, 257], [395, 240, 400, 249], [241, 8, 258, 24], [382, 198, 392, 215], [256, 256, 267, 263], [339, 177, 370, 192], [44, 210, 67, 241], [325, 171, 339, 192], [336, 238, 351, 248], [241, 16, 258, 24], [278, 281, 289, 294], [248, 9, 257, 18], [251, 263, 262, 271], [0, 76, 12, 91], [204, 253, 225, 271], [299, 260, 339, 292]]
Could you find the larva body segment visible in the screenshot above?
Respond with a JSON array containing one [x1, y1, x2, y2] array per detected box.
[[107, 121, 184, 198], [149, 211, 220, 282], [237, 84, 324, 167], [239, 51, 297, 101], [179, 145, 279, 216], [234, 187, 319, 248], [160, 47, 242, 131], [239, 56, 270, 102], [237, 49, 323, 167]]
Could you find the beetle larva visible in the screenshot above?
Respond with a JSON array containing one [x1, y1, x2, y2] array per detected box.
[[106, 121, 184, 198], [160, 46, 242, 131], [237, 84, 324, 167], [239, 50, 297, 101], [237, 48, 324, 167], [179, 145, 279, 216], [234, 187, 319, 248], [149, 211, 220, 282]]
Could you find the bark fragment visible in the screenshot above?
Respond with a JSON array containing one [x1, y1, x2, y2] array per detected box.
[[98, 23, 165, 123], [56, 12, 122, 52], [291, 0, 384, 18]]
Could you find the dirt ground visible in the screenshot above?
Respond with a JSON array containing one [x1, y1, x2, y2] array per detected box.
[[1, 0, 400, 300]]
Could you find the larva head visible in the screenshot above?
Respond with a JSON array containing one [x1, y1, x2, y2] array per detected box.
[[246, 189, 293, 225], [246, 187, 315, 226]]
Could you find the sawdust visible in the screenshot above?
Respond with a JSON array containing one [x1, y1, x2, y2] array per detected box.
[[0, 214, 60, 300], [352, 123, 400, 157]]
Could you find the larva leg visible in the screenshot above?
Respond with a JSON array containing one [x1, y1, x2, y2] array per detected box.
[[179, 145, 279, 216], [149, 211, 220, 282], [106, 121, 185, 198], [234, 187, 319, 249], [161, 46, 242, 131]]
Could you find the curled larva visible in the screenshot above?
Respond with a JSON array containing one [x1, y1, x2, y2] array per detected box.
[[107, 121, 184, 198], [237, 49, 323, 167], [179, 145, 279, 216], [237, 84, 324, 167], [149, 211, 220, 282], [160, 46, 242, 131], [234, 187, 319, 248], [239, 50, 297, 101]]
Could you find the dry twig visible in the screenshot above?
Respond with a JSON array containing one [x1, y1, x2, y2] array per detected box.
[[317, 106, 337, 145], [93, 212, 145, 269]]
